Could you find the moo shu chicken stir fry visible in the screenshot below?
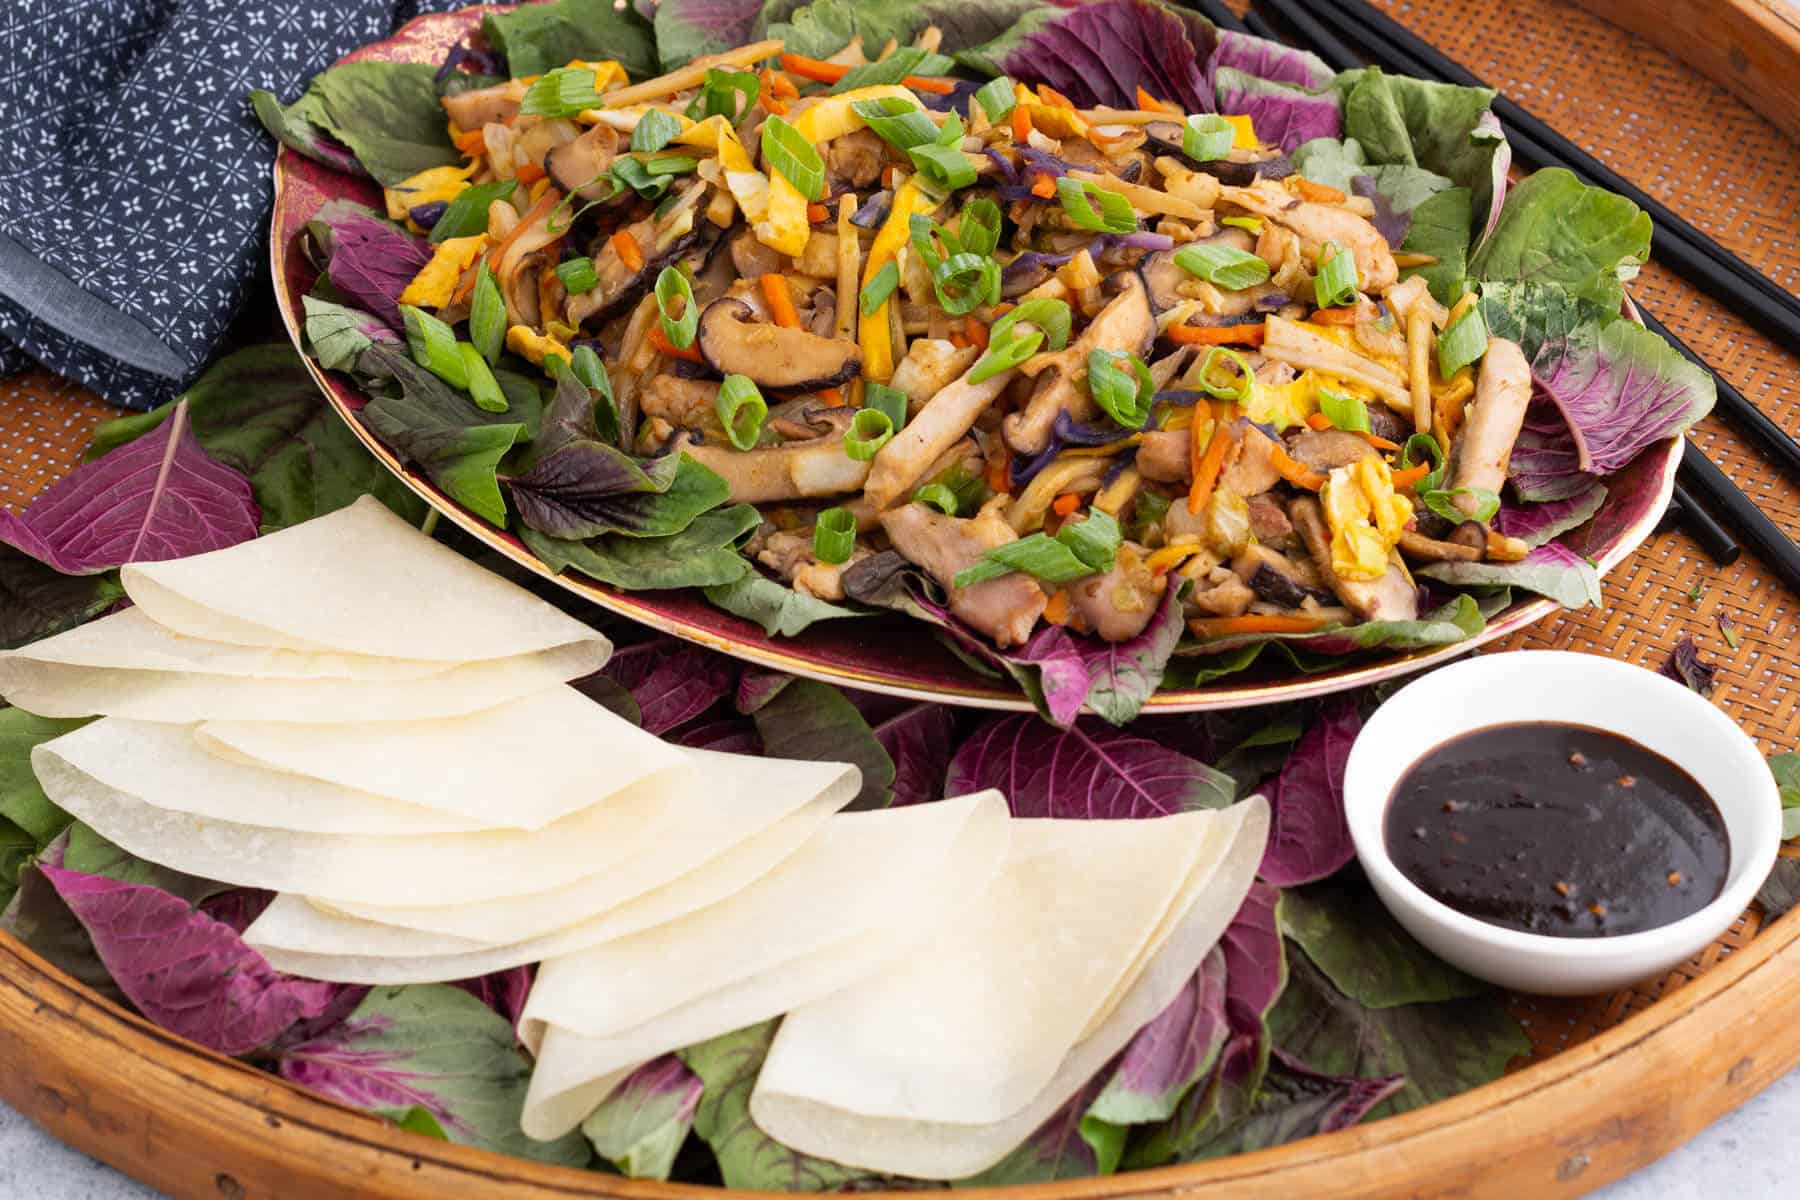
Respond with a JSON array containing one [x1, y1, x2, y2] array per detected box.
[[390, 32, 1534, 649]]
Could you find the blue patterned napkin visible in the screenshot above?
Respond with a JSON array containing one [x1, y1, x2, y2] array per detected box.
[[0, 0, 467, 410]]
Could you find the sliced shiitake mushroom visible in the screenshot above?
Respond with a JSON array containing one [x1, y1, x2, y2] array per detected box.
[[546, 124, 619, 202], [1141, 122, 1293, 185], [695, 297, 862, 391]]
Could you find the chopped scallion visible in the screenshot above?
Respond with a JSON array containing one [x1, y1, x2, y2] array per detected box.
[[860, 260, 900, 316], [458, 343, 508, 413], [1087, 349, 1154, 429], [969, 326, 1044, 383], [400, 305, 469, 389], [555, 256, 599, 294], [1196, 347, 1253, 404], [1316, 387, 1370, 434], [957, 198, 1002, 258], [519, 68, 604, 118], [952, 509, 1121, 588], [1220, 215, 1263, 233], [1400, 432, 1447, 494], [715, 373, 767, 451], [908, 142, 977, 191], [762, 115, 826, 201], [629, 108, 683, 154], [865, 382, 908, 433], [1437, 305, 1490, 379], [851, 96, 940, 152], [913, 483, 960, 515], [1419, 486, 1501, 525], [831, 47, 955, 92], [1314, 240, 1359, 308], [468, 261, 506, 365], [813, 507, 858, 564], [932, 252, 1000, 316], [1055, 177, 1136, 234], [686, 67, 759, 122], [844, 407, 895, 461], [989, 297, 1072, 350], [974, 76, 1018, 123], [1174, 242, 1271, 291], [1182, 114, 1234, 162], [654, 266, 698, 350]]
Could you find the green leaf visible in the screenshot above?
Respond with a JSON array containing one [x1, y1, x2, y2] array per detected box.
[[1759, 859, 1800, 919], [0, 709, 85, 845], [0, 819, 35, 912], [1336, 68, 1502, 236], [484, 0, 659, 81], [88, 344, 425, 534], [750, 679, 895, 810], [1268, 946, 1529, 1119], [392, 1106, 450, 1140], [1477, 278, 1613, 360], [251, 63, 459, 186], [581, 1057, 703, 1180], [653, 0, 761, 72], [0, 548, 125, 652], [280, 984, 590, 1165], [757, 0, 1051, 62], [1398, 186, 1472, 304], [702, 573, 870, 637], [1771, 754, 1800, 840], [1415, 546, 1601, 609], [299, 295, 400, 372], [681, 1020, 879, 1190], [357, 344, 530, 527], [522, 504, 759, 590], [1282, 877, 1488, 1009], [1468, 167, 1653, 312]]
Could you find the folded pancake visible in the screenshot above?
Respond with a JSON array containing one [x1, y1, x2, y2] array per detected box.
[[0, 609, 605, 722], [243, 789, 840, 982], [747, 799, 1269, 1179], [518, 792, 1012, 1140], [121, 495, 601, 662], [28, 741, 853, 899], [317, 750, 858, 943], [197, 685, 680, 831]]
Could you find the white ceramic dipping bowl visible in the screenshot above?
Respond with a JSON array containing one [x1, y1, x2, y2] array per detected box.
[[1344, 650, 1780, 996]]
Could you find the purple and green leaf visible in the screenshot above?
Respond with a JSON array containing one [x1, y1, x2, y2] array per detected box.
[[1256, 700, 1362, 887], [581, 1055, 704, 1180]]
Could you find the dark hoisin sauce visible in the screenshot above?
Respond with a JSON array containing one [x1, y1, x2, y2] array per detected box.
[[1384, 722, 1727, 938]]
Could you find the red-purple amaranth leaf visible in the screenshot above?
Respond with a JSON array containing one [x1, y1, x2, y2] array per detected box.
[[1004, 0, 1215, 114], [1256, 702, 1362, 887], [734, 666, 794, 714], [452, 964, 534, 1029], [946, 713, 1235, 819], [964, 1070, 1117, 1184], [1009, 581, 1187, 726], [674, 716, 763, 755], [1088, 946, 1230, 1124], [581, 1054, 705, 1179], [601, 639, 736, 734], [315, 203, 434, 331], [1220, 881, 1287, 1039], [40, 866, 342, 1056], [0, 400, 258, 575], [876, 703, 958, 807]]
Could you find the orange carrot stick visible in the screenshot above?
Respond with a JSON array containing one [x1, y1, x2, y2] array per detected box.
[[1310, 305, 1359, 326], [806, 203, 830, 223], [611, 229, 645, 272], [1030, 172, 1057, 198], [1188, 413, 1233, 514], [648, 326, 704, 362], [760, 273, 800, 328], [1011, 105, 1033, 143], [964, 315, 989, 349], [1306, 411, 1333, 432], [777, 52, 954, 93], [1051, 491, 1081, 517], [1292, 178, 1347, 204], [1189, 614, 1328, 638], [1168, 321, 1266, 346], [1042, 590, 1071, 625], [452, 127, 487, 155], [1270, 444, 1327, 491], [1391, 462, 1433, 490]]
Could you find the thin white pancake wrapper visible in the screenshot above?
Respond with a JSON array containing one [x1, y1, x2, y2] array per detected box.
[[747, 798, 1269, 1179], [243, 792, 840, 982], [517, 792, 1012, 1140], [317, 751, 859, 943], [197, 685, 683, 831], [121, 495, 601, 662]]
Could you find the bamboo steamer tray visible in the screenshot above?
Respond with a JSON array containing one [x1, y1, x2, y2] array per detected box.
[[1, 0, 1797, 1194]]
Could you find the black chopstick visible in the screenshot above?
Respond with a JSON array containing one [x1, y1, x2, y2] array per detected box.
[[1270, 0, 1800, 483], [1671, 481, 1740, 565], [1188, 0, 1249, 35], [1678, 444, 1800, 588], [1310, 0, 1800, 357]]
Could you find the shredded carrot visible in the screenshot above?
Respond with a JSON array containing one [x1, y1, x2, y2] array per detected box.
[[515, 161, 547, 185], [1292, 177, 1347, 204], [1036, 84, 1077, 110], [992, 302, 1016, 318], [776, 52, 953, 93], [770, 70, 799, 99], [453, 185, 557, 305], [760, 273, 800, 328], [964, 315, 989, 350], [1308, 409, 1402, 452], [1188, 412, 1233, 515], [949, 331, 970, 349], [1189, 614, 1328, 638], [1306, 412, 1333, 432], [1029, 172, 1057, 199], [648, 326, 705, 362], [1311, 305, 1359, 326], [1269, 444, 1327, 491], [611, 229, 644, 273], [817, 386, 845, 407], [758, 68, 788, 115], [882, 163, 899, 188], [1012, 105, 1033, 143], [1146, 544, 1198, 577], [1362, 432, 1401, 452], [1052, 492, 1082, 518], [1390, 462, 1433, 490], [987, 444, 1013, 494], [1168, 321, 1266, 346], [1042, 590, 1071, 625], [451, 127, 486, 155], [1133, 87, 1181, 116], [806, 203, 830, 223]]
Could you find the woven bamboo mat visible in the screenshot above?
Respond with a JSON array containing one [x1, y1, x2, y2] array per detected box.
[[0, 0, 1795, 1069]]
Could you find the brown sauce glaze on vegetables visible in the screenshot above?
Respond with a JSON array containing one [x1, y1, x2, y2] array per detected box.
[[1385, 723, 1728, 938]]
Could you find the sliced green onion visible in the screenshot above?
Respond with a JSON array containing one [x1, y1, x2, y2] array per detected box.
[[851, 96, 940, 152], [844, 407, 895, 461], [813, 507, 858, 564], [1220, 215, 1263, 233], [630, 108, 683, 154], [908, 142, 977, 191], [1196, 347, 1253, 404], [1174, 242, 1271, 291], [831, 47, 955, 92], [932, 252, 1001, 316], [643, 154, 700, 177], [1087, 349, 1154, 429], [686, 67, 759, 121], [468, 261, 506, 365], [555, 256, 599, 294], [1182, 114, 1234, 162], [1055, 177, 1136, 234], [715, 373, 767, 451], [909, 212, 954, 274], [458, 343, 508, 413], [654, 266, 698, 350], [957, 198, 1002, 258], [913, 483, 960, 515], [400, 305, 469, 389], [544, 351, 570, 377], [568, 345, 619, 443], [989, 297, 1072, 350], [1316, 386, 1370, 434], [430, 179, 516, 243], [865, 382, 908, 433], [762, 115, 826, 201], [519, 68, 604, 118], [1419, 486, 1501, 525], [860, 260, 900, 316], [969, 327, 1044, 383], [1400, 432, 1447, 494], [975, 75, 1018, 123], [1314, 240, 1359, 308], [1437, 306, 1490, 379], [952, 509, 1121, 588], [608, 157, 673, 200]]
